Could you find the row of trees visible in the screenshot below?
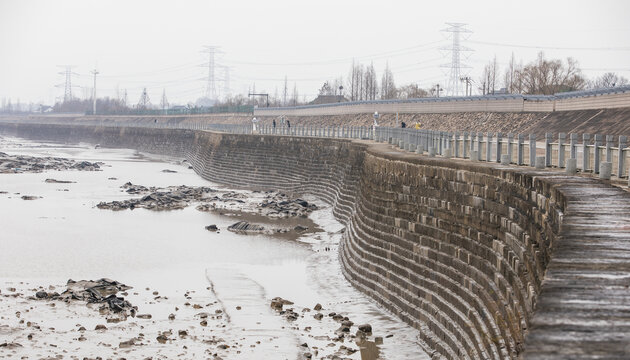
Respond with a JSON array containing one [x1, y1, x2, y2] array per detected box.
[[481, 52, 627, 95], [319, 61, 428, 101], [0, 98, 47, 114]]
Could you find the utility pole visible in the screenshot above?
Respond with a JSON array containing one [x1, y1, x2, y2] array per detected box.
[[460, 76, 472, 96], [161, 89, 169, 115], [282, 76, 288, 106], [91, 68, 99, 115], [433, 84, 442, 97]]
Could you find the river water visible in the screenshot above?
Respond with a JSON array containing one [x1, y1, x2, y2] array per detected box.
[[0, 135, 428, 360]]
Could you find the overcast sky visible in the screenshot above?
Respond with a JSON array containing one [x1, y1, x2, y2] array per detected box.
[[1, 0, 629, 105]]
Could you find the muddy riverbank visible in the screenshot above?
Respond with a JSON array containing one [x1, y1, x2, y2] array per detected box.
[[0, 135, 427, 359]]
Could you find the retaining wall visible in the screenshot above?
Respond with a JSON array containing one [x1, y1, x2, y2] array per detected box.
[[1, 123, 629, 359], [254, 88, 630, 117]]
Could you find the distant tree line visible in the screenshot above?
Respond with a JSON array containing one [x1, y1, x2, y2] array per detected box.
[[482, 52, 627, 95], [0, 98, 41, 114], [3, 52, 628, 114], [52, 97, 131, 114]]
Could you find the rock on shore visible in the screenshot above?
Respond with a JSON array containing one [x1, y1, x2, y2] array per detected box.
[[97, 184, 216, 211], [0, 152, 103, 174], [33, 278, 136, 318]]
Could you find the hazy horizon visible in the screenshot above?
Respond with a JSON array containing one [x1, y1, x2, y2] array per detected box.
[[1, 0, 629, 106]]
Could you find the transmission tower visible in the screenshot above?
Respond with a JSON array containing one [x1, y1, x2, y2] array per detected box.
[[56, 65, 78, 102], [138, 88, 150, 110], [440, 23, 473, 96], [201, 46, 223, 102]]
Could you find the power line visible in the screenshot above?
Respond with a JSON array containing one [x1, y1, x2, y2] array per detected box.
[[469, 40, 630, 51], [223, 40, 444, 66]]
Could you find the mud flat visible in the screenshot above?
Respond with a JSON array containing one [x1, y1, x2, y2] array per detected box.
[[0, 135, 427, 359]]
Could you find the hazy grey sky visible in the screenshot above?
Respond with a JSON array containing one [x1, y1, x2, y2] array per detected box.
[[1, 0, 629, 105]]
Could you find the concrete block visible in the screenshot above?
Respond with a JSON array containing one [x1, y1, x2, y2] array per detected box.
[[399, 140, 404, 149], [470, 150, 478, 162], [415, 145, 423, 154], [443, 148, 452, 158], [566, 158, 577, 174], [535, 156, 545, 169], [428, 147, 436, 157], [599, 162, 612, 180], [501, 154, 510, 165]]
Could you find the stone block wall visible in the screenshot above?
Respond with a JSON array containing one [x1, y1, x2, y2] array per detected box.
[[2, 122, 629, 359]]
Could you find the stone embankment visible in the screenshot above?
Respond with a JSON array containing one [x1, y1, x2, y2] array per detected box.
[[5, 106, 630, 138], [1, 122, 629, 359]]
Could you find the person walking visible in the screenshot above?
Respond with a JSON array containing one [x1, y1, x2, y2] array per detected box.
[[272, 119, 276, 133], [287, 120, 291, 128], [401, 121, 407, 128]]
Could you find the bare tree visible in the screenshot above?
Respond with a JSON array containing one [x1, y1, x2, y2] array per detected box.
[[318, 81, 334, 95], [516, 52, 586, 94], [282, 76, 288, 106], [291, 83, 298, 106], [346, 61, 370, 101], [380, 62, 396, 99], [480, 56, 499, 95], [504, 53, 519, 94], [590, 72, 629, 88], [397, 83, 428, 99], [363, 62, 378, 100]]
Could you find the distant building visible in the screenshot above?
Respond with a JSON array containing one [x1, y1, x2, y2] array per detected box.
[[309, 95, 348, 105], [38, 105, 53, 113]]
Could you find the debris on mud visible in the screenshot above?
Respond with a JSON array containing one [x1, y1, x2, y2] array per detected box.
[[96, 184, 216, 211], [258, 193, 318, 218], [226, 221, 305, 235], [227, 221, 266, 233], [20, 195, 41, 200], [0, 152, 103, 174], [33, 278, 137, 318], [121, 182, 155, 194], [196, 190, 318, 218], [268, 296, 381, 359], [44, 178, 75, 184]]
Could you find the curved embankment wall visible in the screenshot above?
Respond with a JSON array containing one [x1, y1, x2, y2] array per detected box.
[[2, 123, 629, 360]]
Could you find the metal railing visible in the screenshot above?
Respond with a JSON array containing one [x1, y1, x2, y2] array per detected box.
[[373, 128, 629, 179], [1, 117, 627, 180]]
